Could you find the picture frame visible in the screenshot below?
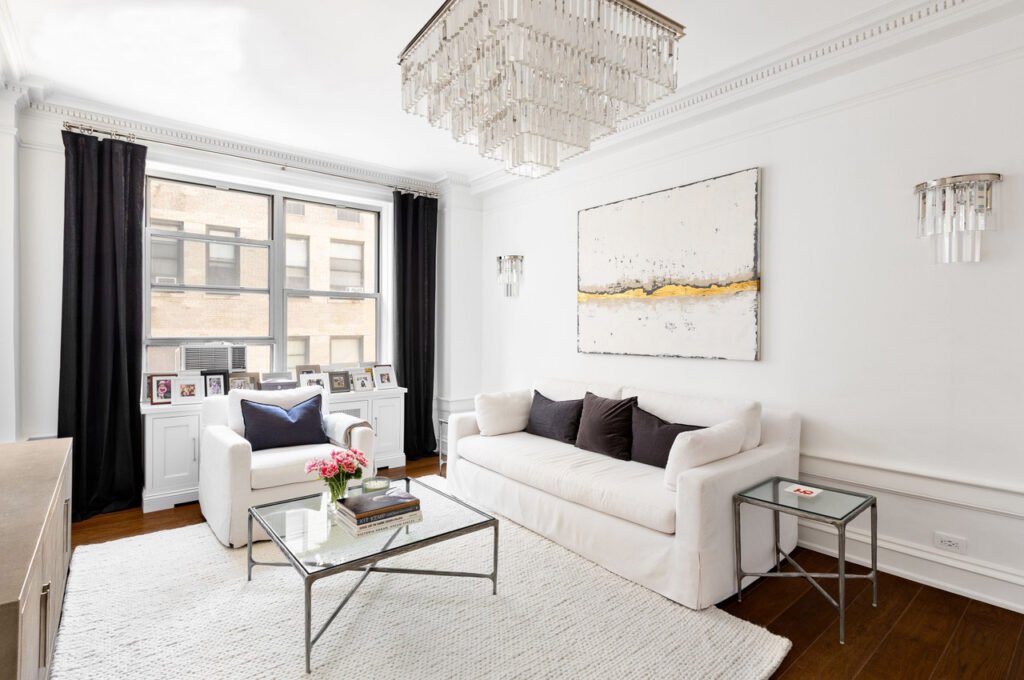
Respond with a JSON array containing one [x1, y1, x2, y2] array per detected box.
[[171, 376, 204, 405], [149, 374, 176, 405], [372, 364, 397, 389], [203, 371, 228, 397], [228, 372, 260, 391], [351, 372, 374, 392], [328, 371, 352, 393], [299, 372, 330, 390], [352, 366, 376, 389], [295, 364, 321, 377]]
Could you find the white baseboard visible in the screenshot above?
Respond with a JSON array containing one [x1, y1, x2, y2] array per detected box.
[[375, 452, 407, 470], [798, 454, 1024, 614], [142, 488, 198, 513]]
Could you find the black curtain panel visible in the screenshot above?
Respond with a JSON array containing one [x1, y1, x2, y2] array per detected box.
[[393, 191, 439, 459], [58, 131, 148, 521]]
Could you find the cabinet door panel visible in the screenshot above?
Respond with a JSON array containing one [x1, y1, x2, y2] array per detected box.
[[149, 416, 200, 493], [370, 397, 403, 456], [329, 400, 369, 421], [18, 564, 41, 680]]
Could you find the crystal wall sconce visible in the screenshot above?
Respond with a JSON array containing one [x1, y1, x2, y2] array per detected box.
[[916, 173, 1002, 263], [497, 255, 524, 297]]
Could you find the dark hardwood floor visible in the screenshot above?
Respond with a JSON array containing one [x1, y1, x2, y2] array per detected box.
[[73, 455, 1024, 679]]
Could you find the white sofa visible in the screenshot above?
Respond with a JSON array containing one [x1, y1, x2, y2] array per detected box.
[[199, 386, 375, 548], [447, 378, 800, 609]]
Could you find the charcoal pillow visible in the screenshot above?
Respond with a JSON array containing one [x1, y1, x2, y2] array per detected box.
[[526, 391, 584, 444], [630, 405, 704, 468], [575, 392, 638, 459], [240, 394, 329, 452]]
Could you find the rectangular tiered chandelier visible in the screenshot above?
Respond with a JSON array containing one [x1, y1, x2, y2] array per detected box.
[[399, 0, 686, 179], [916, 174, 1002, 263]]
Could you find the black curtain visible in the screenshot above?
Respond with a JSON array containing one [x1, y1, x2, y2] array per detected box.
[[58, 131, 148, 521], [393, 191, 439, 459]]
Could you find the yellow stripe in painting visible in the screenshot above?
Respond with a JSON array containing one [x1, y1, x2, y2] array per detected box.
[[577, 279, 759, 303]]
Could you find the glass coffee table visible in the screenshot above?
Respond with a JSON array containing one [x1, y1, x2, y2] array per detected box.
[[247, 477, 498, 674], [733, 477, 877, 644]]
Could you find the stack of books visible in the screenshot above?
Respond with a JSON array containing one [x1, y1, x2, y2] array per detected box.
[[334, 490, 421, 536]]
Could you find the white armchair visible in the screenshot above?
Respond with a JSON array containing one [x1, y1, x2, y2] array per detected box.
[[199, 386, 374, 548]]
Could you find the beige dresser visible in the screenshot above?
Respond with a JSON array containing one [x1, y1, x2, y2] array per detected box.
[[0, 439, 73, 680]]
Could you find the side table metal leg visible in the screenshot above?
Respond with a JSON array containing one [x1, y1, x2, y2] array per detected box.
[[838, 523, 847, 645], [871, 501, 878, 607], [773, 508, 781, 572], [304, 579, 313, 674], [491, 522, 499, 595], [734, 499, 743, 602], [247, 513, 253, 582]]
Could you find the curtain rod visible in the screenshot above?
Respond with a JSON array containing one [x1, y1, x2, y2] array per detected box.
[[61, 121, 440, 199]]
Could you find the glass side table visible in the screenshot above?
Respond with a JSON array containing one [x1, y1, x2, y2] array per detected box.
[[733, 476, 878, 644]]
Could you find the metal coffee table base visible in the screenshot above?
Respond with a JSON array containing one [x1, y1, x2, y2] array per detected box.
[[733, 498, 877, 644], [247, 513, 499, 674]]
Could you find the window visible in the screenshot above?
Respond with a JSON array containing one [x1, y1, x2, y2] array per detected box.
[[330, 336, 363, 366], [150, 220, 184, 285], [286, 236, 309, 289], [206, 226, 240, 287], [330, 240, 364, 291], [287, 337, 309, 369], [143, 177, 381, 374]]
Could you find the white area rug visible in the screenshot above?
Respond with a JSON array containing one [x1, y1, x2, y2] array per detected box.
[[53, 478, 790, 679]]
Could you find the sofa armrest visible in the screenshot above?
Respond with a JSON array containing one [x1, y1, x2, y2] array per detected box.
[[324, 412, 375, 473], [446, 412, 481, 489], [199, 425, 254, 545], [674, 443, 799, 551]]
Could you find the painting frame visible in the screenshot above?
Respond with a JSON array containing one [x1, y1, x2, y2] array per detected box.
[[328, 371, 352, 393], [372, 364, 397, 389], [149, 374, 176, 405], [171, 376, 204, 405]]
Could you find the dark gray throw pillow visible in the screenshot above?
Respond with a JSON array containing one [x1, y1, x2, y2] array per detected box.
[[240, 395, 329, 452], [575, 392, 638, 460], [630, 405, 704, 468], [526, 391, 584, 444]]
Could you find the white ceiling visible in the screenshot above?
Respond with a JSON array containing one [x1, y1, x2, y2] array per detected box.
[[2, 0, 896, 181]]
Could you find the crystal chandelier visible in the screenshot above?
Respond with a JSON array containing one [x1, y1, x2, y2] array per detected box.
[[399, 0, 686, 179], [497, 255, 524, 296], [915, 174, 1002, 263]]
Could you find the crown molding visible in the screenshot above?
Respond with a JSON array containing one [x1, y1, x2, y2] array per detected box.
[[470, 0, 1021, 194], [22, 98, 445, 197]]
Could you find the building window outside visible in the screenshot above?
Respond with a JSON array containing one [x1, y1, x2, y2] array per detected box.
[[143, 176, 381, 374], [330, 240, 364, 292], [206, 225, 240, 287], [330, 336, 363, 366]]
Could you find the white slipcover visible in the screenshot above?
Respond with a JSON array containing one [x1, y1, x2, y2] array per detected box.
[[447, 381, 800, 610], [199, 387, 375, 548]]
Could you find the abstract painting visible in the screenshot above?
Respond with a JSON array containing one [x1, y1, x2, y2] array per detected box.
[[577, 168, 761, 360]]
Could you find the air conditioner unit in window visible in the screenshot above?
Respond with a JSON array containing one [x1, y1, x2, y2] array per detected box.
[[154, 276, 179, 285], [179, 342, 248, 372]]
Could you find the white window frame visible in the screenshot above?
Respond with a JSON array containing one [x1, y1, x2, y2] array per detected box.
[[143, 173, 384, 373]]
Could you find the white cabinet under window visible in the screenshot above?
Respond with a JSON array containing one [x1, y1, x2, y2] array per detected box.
[[141, 388, 407, 513]]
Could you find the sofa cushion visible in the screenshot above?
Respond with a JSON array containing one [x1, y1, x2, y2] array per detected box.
[[631, 405, 704, 468], [622, 387, 762, 451], [458, 432, 676, 534], [475, 389, 533, 436], [228, 386, 328, 437], [664, 419, 746, 491], [241, 395, 329, 452], [575, 392, 637, 460], [526, 391, 584, 444], [251, 443, 338, 490], [534, 378, 622, 401]]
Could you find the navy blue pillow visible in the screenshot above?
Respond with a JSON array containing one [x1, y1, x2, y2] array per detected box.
[[240, 395, 329, 452]]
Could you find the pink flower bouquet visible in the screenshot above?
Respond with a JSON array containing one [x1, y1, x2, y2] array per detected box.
[[305, 448, 369, 503]]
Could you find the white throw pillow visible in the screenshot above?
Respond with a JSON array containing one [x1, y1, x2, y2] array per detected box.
[[664, 419, 746, 490], [474, 389, 533, 436]]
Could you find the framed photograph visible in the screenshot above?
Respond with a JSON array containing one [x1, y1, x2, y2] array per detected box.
[[295, 364, 321, 377], [299, 372, 329, 390], [352, 366, 376, 389], [328, 371, 352, 393], [203, 371, 228, 397], [372, 364, 397, 389], [229, 372, 260, 391], [171, 377, 203, 405], [351, 372, 374, 392], [149, 374, 175, 405]]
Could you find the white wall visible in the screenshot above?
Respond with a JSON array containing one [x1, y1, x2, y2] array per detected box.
[[0, 84, 23, 441], [474, 17, 1024, 610]]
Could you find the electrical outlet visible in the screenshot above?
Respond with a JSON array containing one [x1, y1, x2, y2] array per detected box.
[[933, 531, 967, 555]]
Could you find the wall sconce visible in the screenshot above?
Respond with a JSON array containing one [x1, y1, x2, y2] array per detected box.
[[497, 255, 524, 297], [916, 173, 1002, 263]]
